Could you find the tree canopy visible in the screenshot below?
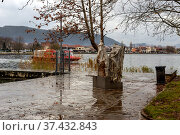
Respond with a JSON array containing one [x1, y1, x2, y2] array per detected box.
[[119, 0, 180, 38], [33, 0, 118, 51]]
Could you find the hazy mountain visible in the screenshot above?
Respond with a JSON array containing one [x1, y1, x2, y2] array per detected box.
[[0, 26, 120, 46], [132, 43, 147, 47], [175, 44, 180, 48]]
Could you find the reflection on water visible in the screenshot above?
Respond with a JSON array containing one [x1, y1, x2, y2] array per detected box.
[[47, 73, 124, 120], [54, 75, 123, 119], [0, 78, 25, 84], [91, 88, 123, 120], [55, 75, 65, 105]]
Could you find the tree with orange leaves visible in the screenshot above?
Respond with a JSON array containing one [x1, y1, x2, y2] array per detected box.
[[33, 0, 118, 51]]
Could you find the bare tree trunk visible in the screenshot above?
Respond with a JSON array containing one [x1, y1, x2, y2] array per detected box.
[[81, 0, 98, 51], [100, 0, 104, 44], [89, 0, 95, 47], [33, 0, 118, 51], [90, 40, 98, 51]]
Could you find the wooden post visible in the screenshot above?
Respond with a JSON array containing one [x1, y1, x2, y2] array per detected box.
[[55, 51, 58, 74], [68, 50, 71, 72]]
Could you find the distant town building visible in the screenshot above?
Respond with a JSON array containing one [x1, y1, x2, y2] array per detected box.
[[155, 47, 167, 54], [41, 41, 51, 50], [131, 48, 139, 53], [151, 47, 156, 53], [62, 44, 86, 53], [145, 47, 151, 53], [62, 44, 76, 50], [39, 42, 178, 54], [139, 46, 146, 53], [73, 46, 86, 53]]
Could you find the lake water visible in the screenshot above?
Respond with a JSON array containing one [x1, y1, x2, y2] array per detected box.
[[0, 55, 30, 69], [79, 54, 180, 74], [0, 54, 180, 73], [124, 54, 180, 73]]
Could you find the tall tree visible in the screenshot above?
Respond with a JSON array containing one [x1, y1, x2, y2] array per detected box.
[[119, 0, 180, 38], [14, 36, 24, 53], [166, 46, 176, 53], [0, 37, 13, 51], [33, 0, 118, 51]]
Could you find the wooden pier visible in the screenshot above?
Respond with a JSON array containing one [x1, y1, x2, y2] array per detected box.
[[0, 69, 57, 79]]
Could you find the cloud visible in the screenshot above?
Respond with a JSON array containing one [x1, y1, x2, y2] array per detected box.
[[0, 0, 40, 27], [107, 29, 180, 46], [0, 0, 180, 46]]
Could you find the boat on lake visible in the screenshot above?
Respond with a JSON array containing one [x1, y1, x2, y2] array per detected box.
[[32, 49, 81, 62]]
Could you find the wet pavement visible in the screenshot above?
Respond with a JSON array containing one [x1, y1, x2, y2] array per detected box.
[[0, 70, 157, 120]]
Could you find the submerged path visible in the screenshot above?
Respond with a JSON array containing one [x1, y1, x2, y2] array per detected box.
[[0, 71, 157, 120]]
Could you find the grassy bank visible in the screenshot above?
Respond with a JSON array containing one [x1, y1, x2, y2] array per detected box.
[[143, 79, 180, 120]]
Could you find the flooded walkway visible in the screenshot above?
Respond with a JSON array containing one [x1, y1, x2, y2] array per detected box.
[[0, 70, 157, 120]]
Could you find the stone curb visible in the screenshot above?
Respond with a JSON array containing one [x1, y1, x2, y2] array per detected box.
[[141, 110, 153, 120]]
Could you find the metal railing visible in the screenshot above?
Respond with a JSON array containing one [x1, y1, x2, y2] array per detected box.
[[55, 50, 71, 74]]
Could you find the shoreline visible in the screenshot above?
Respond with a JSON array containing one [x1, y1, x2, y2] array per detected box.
[[0, 52, 178, 55], [72, 52, 179, 55], [0, 52, 33, 55]]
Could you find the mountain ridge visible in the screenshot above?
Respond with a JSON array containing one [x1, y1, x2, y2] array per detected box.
[[0, 26, 120, 46]]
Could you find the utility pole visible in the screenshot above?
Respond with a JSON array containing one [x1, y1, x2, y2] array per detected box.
[[59, 0, 64, 74]]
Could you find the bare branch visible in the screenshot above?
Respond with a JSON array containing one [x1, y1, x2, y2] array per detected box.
[[31, 0, 118, 50], [119, 0, 180, 38], [19, 0, 33, 10]]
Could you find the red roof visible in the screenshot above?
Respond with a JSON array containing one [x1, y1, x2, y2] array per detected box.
[[41, 41, 51, 47], [62, 44, 70, 47], [139, 46, 146, 50], [73, 45, 83, 47], [62, 44, 83, 48]]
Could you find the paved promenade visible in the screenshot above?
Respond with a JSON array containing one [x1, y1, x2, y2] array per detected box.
[[0, 71, 157, 120]]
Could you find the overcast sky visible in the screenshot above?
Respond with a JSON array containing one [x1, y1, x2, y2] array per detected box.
[[0, 0, 180, 46]]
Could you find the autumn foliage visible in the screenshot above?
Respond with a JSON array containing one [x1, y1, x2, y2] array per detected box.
[[32, 0, 118, 51]]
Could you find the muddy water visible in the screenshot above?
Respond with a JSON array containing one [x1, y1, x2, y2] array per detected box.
[[0, 55, 30, 69], [0, 54, 162, 120], [0, 69, 157, 120], [1, 54, 180, 73], [79, 54, 180, 74]]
